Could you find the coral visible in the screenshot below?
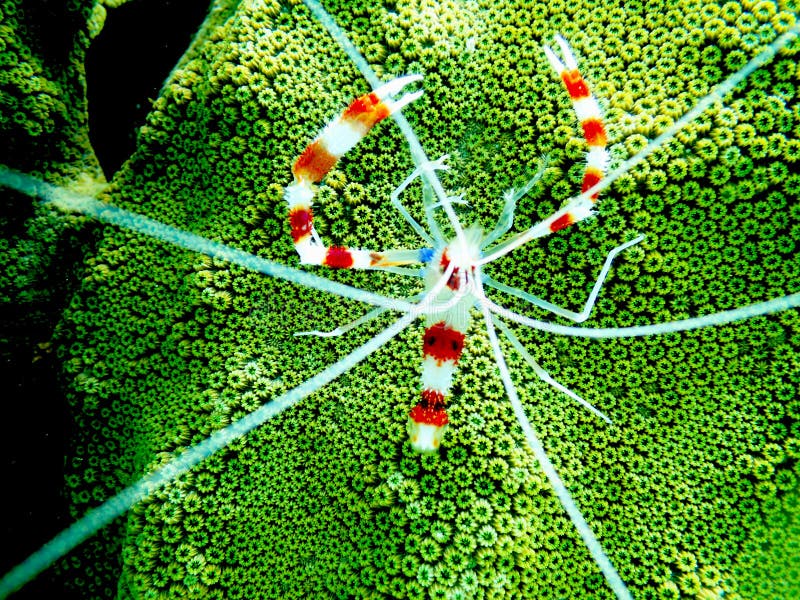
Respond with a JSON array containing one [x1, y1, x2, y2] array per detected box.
[[0, 0, 105, 382], [2, 0, 800, 598], [1, 4, 108, 594]]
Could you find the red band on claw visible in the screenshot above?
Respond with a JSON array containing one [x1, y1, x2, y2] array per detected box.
[[289, 208, 313, 242]]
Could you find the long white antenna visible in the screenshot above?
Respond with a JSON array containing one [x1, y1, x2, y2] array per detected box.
[[0, 168, 413, 312], [478, 293, 633, 600], [0, 309, 417, 599]]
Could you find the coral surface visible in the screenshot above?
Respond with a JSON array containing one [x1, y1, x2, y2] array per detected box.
[[3, 0, 800, 599]]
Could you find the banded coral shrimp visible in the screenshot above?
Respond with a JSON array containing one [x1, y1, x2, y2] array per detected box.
[[1, 0, 800, 599]]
